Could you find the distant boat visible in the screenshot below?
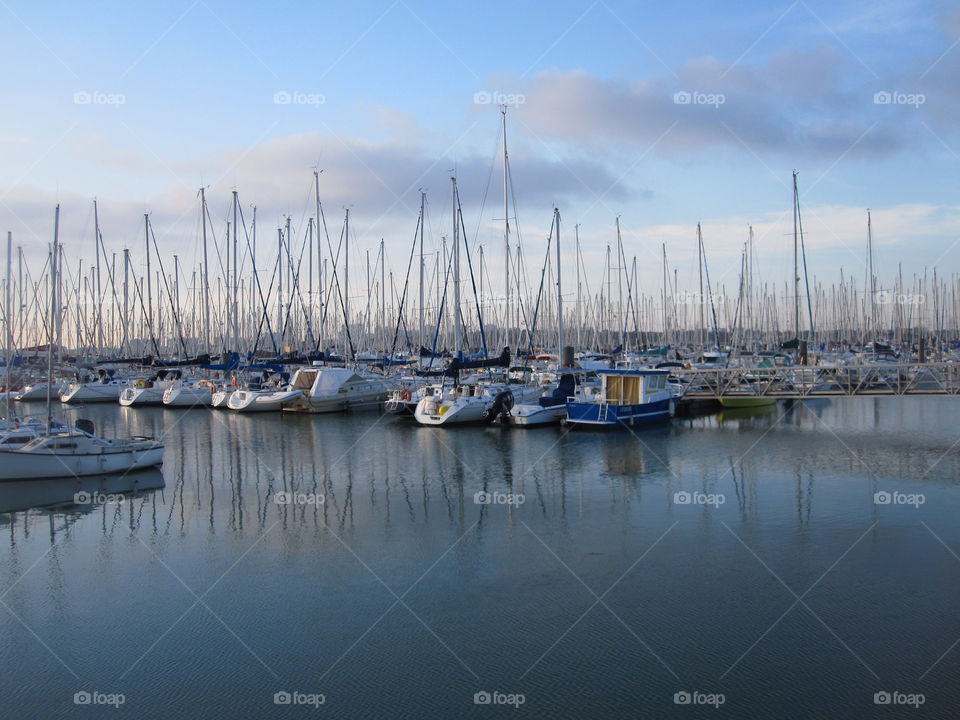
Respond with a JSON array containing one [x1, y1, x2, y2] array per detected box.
[[565, 368, 681, 428]]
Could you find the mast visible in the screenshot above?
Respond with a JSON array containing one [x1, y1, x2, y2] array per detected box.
[[616, 216, 623, 348], [200, 188, 211, 352], [452, 176, 461, 357], [575, 224, 581, 350], [5, 232, 11, 418], [380, 238, 385, 354], [232, 190, 239, 351], [93, 199, 102, 356], [698, 224, 704, 348], [867, 208, 876, 341], [344, 208, 350, 357], [792, 170, 800, 339], [145, 213, 152, 348], [122, 248, 130, 354], [419, 190, 425, 352], [555, 208, 563, 362], [502, 106, 510, 351], [314, 170, 324, 354], [46, 206, 59, 432]]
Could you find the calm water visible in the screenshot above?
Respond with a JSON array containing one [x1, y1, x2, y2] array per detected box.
[[2, 398, 960, 718]]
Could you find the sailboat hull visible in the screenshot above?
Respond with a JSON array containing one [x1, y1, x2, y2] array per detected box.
[[0, 443, 164, 481]]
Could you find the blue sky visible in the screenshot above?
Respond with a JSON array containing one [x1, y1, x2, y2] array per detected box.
[[2, 0, 959, 298]]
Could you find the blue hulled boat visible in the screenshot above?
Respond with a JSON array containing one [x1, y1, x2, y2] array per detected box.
[[565, 368, 681, 428]]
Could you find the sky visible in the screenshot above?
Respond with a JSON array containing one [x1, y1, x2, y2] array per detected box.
[[2, 0, 960, 306]]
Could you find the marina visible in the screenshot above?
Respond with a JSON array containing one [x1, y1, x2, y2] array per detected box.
[[3, 1, 960, 717]]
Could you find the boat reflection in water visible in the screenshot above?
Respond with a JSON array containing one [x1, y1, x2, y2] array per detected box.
[[0, 468, 165, 515]]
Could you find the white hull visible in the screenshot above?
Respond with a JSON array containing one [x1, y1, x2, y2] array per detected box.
[[414, 396, 492, 425], [119, 386, 167, 406], [162, 385, 214, 407], [284, 367, 391, 414], [16, 382, 66, 400], [506, 403, 567, 426], [61, 381, 126, 403], [211, 391, 232, 408], [0, 443, 164, 480], [228, 389, 302, 412]]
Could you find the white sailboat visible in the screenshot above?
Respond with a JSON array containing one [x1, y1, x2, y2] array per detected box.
[[0, 205, 165, 481], [61, 372, 130, 403], [162, 379, 216, 407]]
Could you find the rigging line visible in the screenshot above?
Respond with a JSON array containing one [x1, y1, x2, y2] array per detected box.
[[235, 203, 278, 356], [390, 213, 422, 358], [148, 219, 189, 358], [456, 184, 489, 359]]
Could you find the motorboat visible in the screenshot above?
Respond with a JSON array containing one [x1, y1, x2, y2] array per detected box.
[[282, 365, 391, 413], [565, 368, 682, 428]]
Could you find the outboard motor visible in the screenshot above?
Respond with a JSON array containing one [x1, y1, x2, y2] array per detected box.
[[483, 389, 514, 424]]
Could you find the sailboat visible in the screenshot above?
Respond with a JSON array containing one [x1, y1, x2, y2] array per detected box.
[[0, 206, 164, 481], [501, 208, 574, 426]]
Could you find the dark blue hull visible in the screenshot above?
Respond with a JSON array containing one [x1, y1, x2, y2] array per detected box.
[[565, 397, 672, 427]]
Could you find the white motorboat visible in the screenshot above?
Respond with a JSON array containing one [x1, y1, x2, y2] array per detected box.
[[282, 366, 391, 413], [502, 373, 579, 427]]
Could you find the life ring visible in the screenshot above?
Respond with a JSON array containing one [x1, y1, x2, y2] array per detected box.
[[400, 388, 412, 402]]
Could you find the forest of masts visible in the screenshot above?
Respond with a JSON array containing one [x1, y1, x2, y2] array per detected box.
[[3, 172, 958, 365]]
